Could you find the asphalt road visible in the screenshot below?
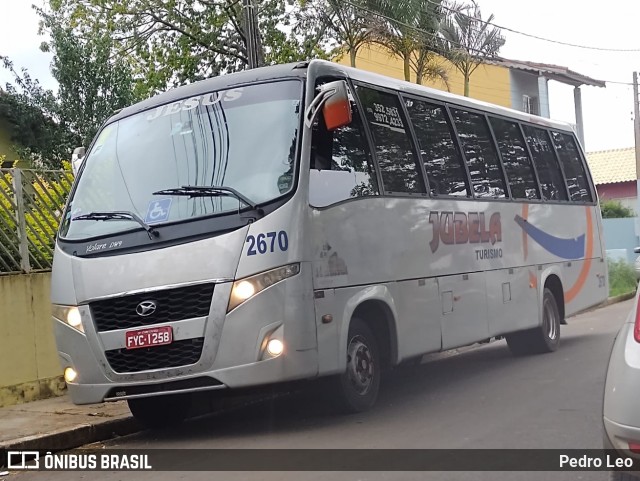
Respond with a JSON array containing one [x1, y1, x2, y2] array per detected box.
[[17, 298, 634, 481]]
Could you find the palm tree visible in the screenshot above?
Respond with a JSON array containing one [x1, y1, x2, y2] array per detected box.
[[296, 0, 374, 67], [369, 0, 449, 86], [328, 0, 376, 67], [439, 0, 505, 96]]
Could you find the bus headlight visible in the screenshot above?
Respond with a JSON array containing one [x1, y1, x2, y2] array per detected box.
[[64, 367, 78, 383], [52, 305, 84, 333], [227, 263, 300, 312]]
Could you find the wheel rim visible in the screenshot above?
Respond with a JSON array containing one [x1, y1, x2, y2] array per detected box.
[[346, 335, 374, 395], [543, 296, 558, 341]]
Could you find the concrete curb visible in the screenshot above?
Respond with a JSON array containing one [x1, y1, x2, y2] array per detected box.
[[602, 291, 636, 307], [0, 416, 139, 453]]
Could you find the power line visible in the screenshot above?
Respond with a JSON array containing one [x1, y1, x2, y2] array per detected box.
[[342, 0, 499, 59], [428, 0, 640, 53], [341, 0, 635, 87]]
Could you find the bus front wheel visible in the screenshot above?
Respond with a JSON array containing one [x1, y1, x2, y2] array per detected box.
[[332, 317, 381, 413], [127, 393, 191, 428], [506, 287, 561, 355]]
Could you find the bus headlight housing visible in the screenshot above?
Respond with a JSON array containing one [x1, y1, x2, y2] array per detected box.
[[52, 305, 84, 333], [227, 263, 300, 312]]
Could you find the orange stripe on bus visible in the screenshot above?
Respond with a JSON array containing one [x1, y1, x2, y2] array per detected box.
[[564, 207, 593, 303]]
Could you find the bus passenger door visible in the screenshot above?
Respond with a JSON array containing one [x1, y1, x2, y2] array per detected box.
[[438, 272, 489, 350]]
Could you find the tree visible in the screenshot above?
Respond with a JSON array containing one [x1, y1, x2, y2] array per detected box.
[[439, 0, 504, 96], [368, 0, 449, 86], [1, 9, 142, 167], [0, 57, 75, 168], [297, 0, 374, 67], [44, 0, 329, 96], [39, 11, 142, 148], [601, 200, 635, 219]]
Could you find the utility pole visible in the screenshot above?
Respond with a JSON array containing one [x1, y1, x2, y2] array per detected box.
[[243, 0, 259, 69], [634, 72, 640, 238]]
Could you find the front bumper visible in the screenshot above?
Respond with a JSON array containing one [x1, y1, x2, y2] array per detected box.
[[63, 347, 317, 404], [55, 263, 318, 404]]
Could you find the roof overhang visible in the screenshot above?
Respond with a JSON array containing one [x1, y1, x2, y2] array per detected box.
[[492, 58, 606, 88]]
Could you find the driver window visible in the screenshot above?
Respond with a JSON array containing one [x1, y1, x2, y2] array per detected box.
[[309, 85, 379, 207]]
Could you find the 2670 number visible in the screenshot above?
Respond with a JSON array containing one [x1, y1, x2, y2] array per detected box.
[[246, 231, 289, 256]]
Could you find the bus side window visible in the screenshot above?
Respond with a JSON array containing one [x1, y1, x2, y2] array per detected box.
[[355, 85, 425, 195], [523, 126, 568, 201], [550, 131, 593, 202], [309, 94, 380, 207], [404, 98, 469, 197], [489, 117, 540, 200], [450, 108, 507, 199]]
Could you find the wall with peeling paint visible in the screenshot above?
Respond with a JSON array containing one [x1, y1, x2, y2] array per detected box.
[[0, 272, 65, 406]]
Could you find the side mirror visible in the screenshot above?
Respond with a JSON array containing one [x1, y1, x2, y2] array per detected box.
[[71, 146, 85, 176], [304, 80, 352, 131], [634, 247, 640, 254]]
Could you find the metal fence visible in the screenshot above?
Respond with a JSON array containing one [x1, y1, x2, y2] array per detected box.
[[0, 168, 74, 274]]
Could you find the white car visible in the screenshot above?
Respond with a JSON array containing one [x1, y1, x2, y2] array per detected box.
[[603, 287, 640, 479]]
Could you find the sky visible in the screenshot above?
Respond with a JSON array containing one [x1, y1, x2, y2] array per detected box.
[[1, 0, 639, 153]]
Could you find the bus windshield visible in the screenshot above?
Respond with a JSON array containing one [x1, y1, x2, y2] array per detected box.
[[60, 80, 302, 240]]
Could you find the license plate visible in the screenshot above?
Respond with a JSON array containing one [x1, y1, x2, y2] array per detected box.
[[125, 326, 173, 350]]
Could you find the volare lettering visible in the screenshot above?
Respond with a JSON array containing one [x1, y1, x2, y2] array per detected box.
[[429, 211, 501, 253], [86, 242, 107, 253]]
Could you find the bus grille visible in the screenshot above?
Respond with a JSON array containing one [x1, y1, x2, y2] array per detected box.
[[105, 338, 205, 373], [90, 283, 214, 332]]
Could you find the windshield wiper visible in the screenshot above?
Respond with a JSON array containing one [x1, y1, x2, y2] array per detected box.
[[72, 211, 159, 240], [152, 186, 262, 214]]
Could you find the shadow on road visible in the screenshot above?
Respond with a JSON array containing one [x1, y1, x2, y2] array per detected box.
[[125, 331, 605, 445]]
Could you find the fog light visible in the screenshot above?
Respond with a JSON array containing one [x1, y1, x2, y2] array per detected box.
[[67, 308, 82, 329], [235, 281, 256, 300], [64, 367, 77, 383], [267, 339, 284, 357]]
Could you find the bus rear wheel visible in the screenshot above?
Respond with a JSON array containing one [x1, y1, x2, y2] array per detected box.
[[506, 287, 561, 355], [332, 317, 381, 413], [127, 393, 191, 429]]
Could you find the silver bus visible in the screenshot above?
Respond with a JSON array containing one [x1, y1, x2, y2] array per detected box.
[[52, 60, 607, 427]]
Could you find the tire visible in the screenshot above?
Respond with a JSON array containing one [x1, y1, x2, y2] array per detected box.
[[127, 393, 191, 428], [506, 287, 561, 355], [331, 317, 381, 413]]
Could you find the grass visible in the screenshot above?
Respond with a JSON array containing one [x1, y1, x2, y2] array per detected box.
[[608, 258, 637, 298]]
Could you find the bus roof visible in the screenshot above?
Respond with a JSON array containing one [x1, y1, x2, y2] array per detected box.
[[108, 59, 575, 134]]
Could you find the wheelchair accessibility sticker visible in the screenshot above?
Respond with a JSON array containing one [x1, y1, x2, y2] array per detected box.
[[145, 198, 172, 224]]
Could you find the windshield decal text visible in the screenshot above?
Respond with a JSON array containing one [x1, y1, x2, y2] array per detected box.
[[146, 88, 244, 121]]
